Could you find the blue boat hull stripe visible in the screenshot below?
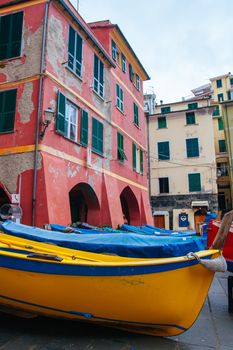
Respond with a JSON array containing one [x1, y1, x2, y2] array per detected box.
[[0, 253, 212, 276], [0, 294, 187, 331]]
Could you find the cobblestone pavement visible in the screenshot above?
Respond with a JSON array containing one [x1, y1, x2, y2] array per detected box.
[[0, 272, 232, 350]]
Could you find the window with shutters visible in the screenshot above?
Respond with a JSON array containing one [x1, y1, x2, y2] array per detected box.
[[93, 54, 104, 98], [186, 111, 196, 125], [188, 102, 198, 110], [159, 177, 169, 194], [117, 132, 127, 162], [80, 109, 88, 146], [136, 74, 140, 91], [133, 103, 139, 126], [132, 143, 142, 173], [158, 116, 167, 129], [161, 106, 171, 114], [0, 89, 17, 133], [188, 173, 201, 192], [92, 117, 103, 155], [213, 105, 220, 116], [116, 84, 124, 112], [158, 141, 170, 160], [216, 79, 222, 88], [186, 138, 199, 157], [68, 26, 83, 78], [56, 91, 78, 142], [129, 63, 134, 82], [219, 139, 226, 153], [218, 117, 224, 130], [218, 93, 224, 102], [0, 12, 23, 60], [122, 54, 126, 73]]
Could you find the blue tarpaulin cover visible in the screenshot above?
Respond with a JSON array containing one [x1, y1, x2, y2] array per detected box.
[[120, 224, 196, 237], [0, 221, 207, 258]]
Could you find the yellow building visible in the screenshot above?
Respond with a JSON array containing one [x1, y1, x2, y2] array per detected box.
[[149, 98, 218, 231], [209, 73, 233, 211]]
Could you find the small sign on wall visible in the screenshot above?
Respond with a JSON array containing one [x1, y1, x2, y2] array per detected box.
[[11, 194, 20, 204], [179, 213, 189, 227]]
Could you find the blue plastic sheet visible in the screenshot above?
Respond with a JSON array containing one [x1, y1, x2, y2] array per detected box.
[[0, 221, 207, 258]]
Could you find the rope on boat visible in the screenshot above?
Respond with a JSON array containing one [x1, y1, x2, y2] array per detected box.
[[186, 252, 227, 272]]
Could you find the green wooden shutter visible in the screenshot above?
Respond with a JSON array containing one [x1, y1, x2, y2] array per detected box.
[[0, 89, 17, 133], [134, 103, 139, 126], [140, 149, 143, 174], [218, 117, 224, 130], [0, 12, 23, 60], [132, 143, 137, 170], [129, 63, 133, 82], [68, 26, 75, 70], [186, 138, 199, 157], [92, 118, 103, 154], [188, 173, 201, 192], [56, 91, 66, 135], [158, 142, 170, 160], [80, 109, 88, 146], [161, 106, 171, 114], [158, 116, 166, 128], [219, 140, 226, 153]]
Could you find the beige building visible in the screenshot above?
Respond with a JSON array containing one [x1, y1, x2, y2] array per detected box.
[[148, 98, 218, 231]]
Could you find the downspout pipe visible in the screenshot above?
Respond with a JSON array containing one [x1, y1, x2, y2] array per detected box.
[[32, 1, 50, 226], [146, 112, 151, 199]]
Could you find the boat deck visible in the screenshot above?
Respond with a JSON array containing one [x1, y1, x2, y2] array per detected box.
[[0, 272, 232, 349]]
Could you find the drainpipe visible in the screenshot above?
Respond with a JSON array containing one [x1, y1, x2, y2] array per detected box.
[[32, 1, 50, 226], [146, 112, 151, 199]]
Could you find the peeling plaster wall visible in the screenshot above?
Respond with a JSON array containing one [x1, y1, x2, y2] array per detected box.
[[0, 153, 41, 194], [18, 82, 34, 124], [0, 26, 43, 82]]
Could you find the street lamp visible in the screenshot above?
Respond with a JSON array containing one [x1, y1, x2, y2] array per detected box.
[[40, 107, 54, 139]]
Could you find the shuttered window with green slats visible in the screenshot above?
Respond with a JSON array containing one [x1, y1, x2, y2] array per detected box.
[[92, 117, 103, 155], [56, 91, 78, 142], [117, 132, 127, 162], [116, 83, 124, 112], [158, 141, 170, 160], [140, 149, 143, 174], [219, 139, 226, 153], [80, 109, 88, 146], [132, 143, 137, 170], [158, 116, 167, 129], [0, 89, 17, 133], [218, 117, 224, 130], [186, 138, 199, 157], [188, 173, 201, 192], [186, 111, 196, 125], [134, 103, 139, 126], [0, 11, 23, 60], [68, 26, 83, 78]]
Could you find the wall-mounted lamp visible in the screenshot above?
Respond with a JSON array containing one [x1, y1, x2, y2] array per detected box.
[[40, 107, 54, 139]]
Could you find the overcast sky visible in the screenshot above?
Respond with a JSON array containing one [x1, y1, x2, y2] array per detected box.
[[78, 0, 233, 103]]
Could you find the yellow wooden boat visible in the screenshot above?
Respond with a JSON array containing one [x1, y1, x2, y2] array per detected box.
[[0, 230, 220, 337]]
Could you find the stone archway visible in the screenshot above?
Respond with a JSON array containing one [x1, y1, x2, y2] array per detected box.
[[120, 186, 140, 226], [69, 183, 100, 226]]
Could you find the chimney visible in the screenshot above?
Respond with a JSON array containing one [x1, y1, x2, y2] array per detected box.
[[69, 0, 79, 11]]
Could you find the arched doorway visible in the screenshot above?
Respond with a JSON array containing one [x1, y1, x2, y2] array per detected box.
[[69, 183, 100, 226], [120, 186, 140, 226], [0, 185, 11, 210]]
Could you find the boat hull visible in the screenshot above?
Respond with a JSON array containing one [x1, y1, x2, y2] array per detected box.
[[0, 244, 217, 337]]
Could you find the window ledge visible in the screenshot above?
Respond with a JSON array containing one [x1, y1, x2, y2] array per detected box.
[[92, 88, 105, 102], [0, 55, 23, 66], [91, 149, 105, 158], [185, 123, 199, 126], [157, 127, 168, 130], [116, 106, 125, 115], [65, 65, 83, 82], [133, 122, 140, 129], [55, 131, 82, 146]]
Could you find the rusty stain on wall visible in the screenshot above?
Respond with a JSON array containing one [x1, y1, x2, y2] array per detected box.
[[18, 82, 34, 124], [0, 153, 41, 193]]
